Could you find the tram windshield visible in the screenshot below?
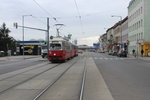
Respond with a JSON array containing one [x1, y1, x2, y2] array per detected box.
[[50, 43, 62, 50]]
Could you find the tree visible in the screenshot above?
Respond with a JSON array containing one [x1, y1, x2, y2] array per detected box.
[[0, 23, 16, 55]]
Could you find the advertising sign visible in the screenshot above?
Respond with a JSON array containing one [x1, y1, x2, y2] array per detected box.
[[93, 43, 100, 47]]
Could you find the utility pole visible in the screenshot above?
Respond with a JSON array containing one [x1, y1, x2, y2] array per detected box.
[[47, 17, 50, 59], [14, 17, 50, 60], [22, 15, 32, 57], [22, 16, 24, 56]]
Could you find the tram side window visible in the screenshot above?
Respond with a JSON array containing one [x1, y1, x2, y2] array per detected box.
[[62, 42, 66, 50], [63, 42, 66, 50], [72, 45, 75, 49], [66, 43, 69, 50], [50, 44, 61, 50], [65, 42, 69, 50]]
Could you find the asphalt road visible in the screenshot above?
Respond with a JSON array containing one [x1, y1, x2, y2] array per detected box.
[[0, 54, 114, 100], [0, 56, 46, 75], [93, 52, 150, 100]]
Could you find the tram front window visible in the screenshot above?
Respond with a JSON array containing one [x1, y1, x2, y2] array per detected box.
[[50, 44, 62, 50]]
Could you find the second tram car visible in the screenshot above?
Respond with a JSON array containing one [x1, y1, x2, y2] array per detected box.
[[48, 36, 78, 62]]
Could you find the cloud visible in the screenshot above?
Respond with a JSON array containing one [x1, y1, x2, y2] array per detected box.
[[0, 0, 130, 46], [78, 36, 99, 46]]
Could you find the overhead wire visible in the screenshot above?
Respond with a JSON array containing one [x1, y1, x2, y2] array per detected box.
[[31, 0, 59, 38], [73, 0, 84, 34], [74, 0, 81, 19], [32, 0, 57, 22], [31, 16, 47, 25]]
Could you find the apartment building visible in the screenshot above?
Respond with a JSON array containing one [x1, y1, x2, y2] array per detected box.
[[121, 17, 129, 51], [113, 21, 121, 44], [99, 33, 107, 52], [128, 0, 150, 56], [106, 27, 114, 51], [122, 17, 128, 44]]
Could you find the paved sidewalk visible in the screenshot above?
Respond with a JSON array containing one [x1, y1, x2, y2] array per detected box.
[[127, 54, 150, 61], [0, 55, 40, 61], [83, 57, 114, 100]]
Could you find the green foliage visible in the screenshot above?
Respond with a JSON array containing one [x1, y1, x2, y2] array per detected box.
[[0, 23, 16, 55]]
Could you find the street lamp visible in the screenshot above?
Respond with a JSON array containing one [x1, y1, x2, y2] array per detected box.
[[111, 15, 123, 48], [22, 15, 32, 56]]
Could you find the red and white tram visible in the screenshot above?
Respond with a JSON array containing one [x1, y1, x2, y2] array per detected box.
[[48, 36, 78, 62]]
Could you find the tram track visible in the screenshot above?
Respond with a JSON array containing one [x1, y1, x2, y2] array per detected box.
[[0, 62, 61, 95], [79, 56, 87, 100], [0, 58, 46, 75], [0, 56, 80, 100], [34, 54, 87, 100], [32, 59, 78, 100], [0, 62, 49, 81]]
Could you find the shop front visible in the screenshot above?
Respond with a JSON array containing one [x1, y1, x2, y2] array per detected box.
[[140, 42, 150, 56]]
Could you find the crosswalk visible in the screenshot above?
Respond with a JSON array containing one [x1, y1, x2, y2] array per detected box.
[[91, 57, 134, 60]]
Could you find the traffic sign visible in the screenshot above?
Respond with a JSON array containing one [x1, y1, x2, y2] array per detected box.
[[93, 43, 100, 47]]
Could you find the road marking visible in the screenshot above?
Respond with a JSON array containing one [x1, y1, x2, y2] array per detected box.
[[92, 57, 135, 60]]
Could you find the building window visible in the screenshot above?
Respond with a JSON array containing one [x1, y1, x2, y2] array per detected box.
[[141, 7, 143, 14], [138, 9, 140, 15], [141, 19, 143, 27], [135, 34, 136, 41], [141, 32, 143, 39]]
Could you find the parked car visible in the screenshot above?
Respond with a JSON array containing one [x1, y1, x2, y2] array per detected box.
[[0, 51, 5, 57], [117, 50, 127, 57], [78, 50, 83, 54], [108, 51, 113, 55], [112, 51, 118, 56]]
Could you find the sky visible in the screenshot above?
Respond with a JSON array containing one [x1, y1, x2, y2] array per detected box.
[[0, 0, 130, 46]]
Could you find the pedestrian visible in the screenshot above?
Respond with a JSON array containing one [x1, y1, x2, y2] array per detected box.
[[141, 49, 144, 57], [132, 49, 136, 57]]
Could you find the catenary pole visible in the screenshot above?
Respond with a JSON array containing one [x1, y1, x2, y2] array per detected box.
[[47, 17, 50, 59], [22, 16, 24, 56], [22, 15, 32, 57], [14, 17, 50, 60]]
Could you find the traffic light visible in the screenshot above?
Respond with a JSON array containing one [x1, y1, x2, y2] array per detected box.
[[13, 23, 18, 29]]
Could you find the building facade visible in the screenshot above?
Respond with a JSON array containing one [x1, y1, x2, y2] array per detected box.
[[121, 17, 129, 52], [100, 17, 128, 53], [16, 41, 45, 55], [122, 17, 128, 44], [106, 27, 114, 52], [99, 33, 107, 52], [128, 0, 150, 56], [113, 22, 121, 44]]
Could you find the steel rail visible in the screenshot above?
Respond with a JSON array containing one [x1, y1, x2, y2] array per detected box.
[[0, 63, 62, 95], [0, 57, 41, 67], [32, 60, 78, 100], [79, 57, 87, 100], [0, 62, 49, 81]]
